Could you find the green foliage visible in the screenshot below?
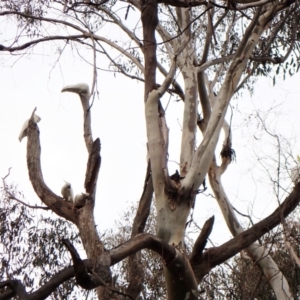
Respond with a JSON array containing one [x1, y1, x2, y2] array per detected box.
[[105, 203, 300, 299], [104, 202, 166, 300], [0, 183, 90, 299], [1, 183, 300, 299], [201, 219, 300, 299]]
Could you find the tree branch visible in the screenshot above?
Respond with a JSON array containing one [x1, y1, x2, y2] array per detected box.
[[62, 239, 111, 290], [84, 138, 101, 196], [26, 114, 76, 223], [190, 216, 215, 265], [193, 183, 300, 281], [0, 233, 177, 299], [158, 0, 207, 7], [178, 8, 198, 177], [0, 35, 87, 52], [182, 5, 273, 194]]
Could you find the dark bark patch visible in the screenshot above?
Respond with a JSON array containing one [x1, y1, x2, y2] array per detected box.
[[220, 144, 236, 162]]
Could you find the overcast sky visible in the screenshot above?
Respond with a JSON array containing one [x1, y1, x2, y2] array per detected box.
[[1, 15, 300, 249]]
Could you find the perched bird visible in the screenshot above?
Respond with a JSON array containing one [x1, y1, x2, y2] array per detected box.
[[74, 193, 90, 207], [291, 163, 300, 184], [61, 83, 90, 100], [61, 83, 93, 151], [19, 114, 41, 142], [61, 181, 74, 202]]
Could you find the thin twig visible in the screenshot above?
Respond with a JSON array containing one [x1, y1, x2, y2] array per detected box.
[[2, 170, 49, 210], [249, 271, 263, 300], [88, 27, 98, 111]]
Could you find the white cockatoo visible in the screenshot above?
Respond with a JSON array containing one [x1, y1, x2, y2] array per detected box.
[[61, 83, 90, 99], [291, 163, 300, 184], [61, 181, 74, 202], [19, 114, 41, 142], [74, 193, 90, 207]]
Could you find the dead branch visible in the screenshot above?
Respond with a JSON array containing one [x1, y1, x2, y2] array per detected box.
[[84, 138, 101, 195], [26, 117, 76, 223], [193, 183, 300, 282], [62, 239, 111, 290], [190, 216, 215, 265]]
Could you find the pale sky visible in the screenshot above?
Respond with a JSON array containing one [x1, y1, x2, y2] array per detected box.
[[1, 14, 300, 249]]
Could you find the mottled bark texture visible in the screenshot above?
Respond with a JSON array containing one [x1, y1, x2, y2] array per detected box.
[[142, 2, 199, 299]]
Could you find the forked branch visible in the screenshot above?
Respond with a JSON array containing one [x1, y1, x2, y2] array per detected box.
[[26, 114, 76, 223], [192, 183, 300, 281]]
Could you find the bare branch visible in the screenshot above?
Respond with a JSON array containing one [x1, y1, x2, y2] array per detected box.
[[190, 216, 215, 265], [0, 11, 87, 33], [131, 161, 154, 237], [84, 138, 101, 196], [26, 116, 76, 223], [196, 55, 235, 73], [182, 5, 275, 194], [158, 0, 207, 7], [2, 189, 49, 211], [157, 57, 177, 97], [193, 183, 300, 281], [2, 168, 49, 210], [61, 83, 93, 152], [0, 268, 74, 300], [62, 239, 111, 290], [157, 62, 185, 100], [110, 233, 176, 265], [0, 35, 87, 53]]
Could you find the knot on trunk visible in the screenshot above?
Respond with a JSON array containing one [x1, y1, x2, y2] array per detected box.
[[165, 170, 184, 211], [164, 170, 196, 210]]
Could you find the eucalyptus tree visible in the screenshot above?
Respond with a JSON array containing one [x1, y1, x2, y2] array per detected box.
[[1, 0, 300, 299]]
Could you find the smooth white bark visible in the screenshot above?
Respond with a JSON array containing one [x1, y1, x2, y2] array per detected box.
[[209, 165, 293, 300], [181, 6, 272, 194], [178, 8, 198, 176]]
